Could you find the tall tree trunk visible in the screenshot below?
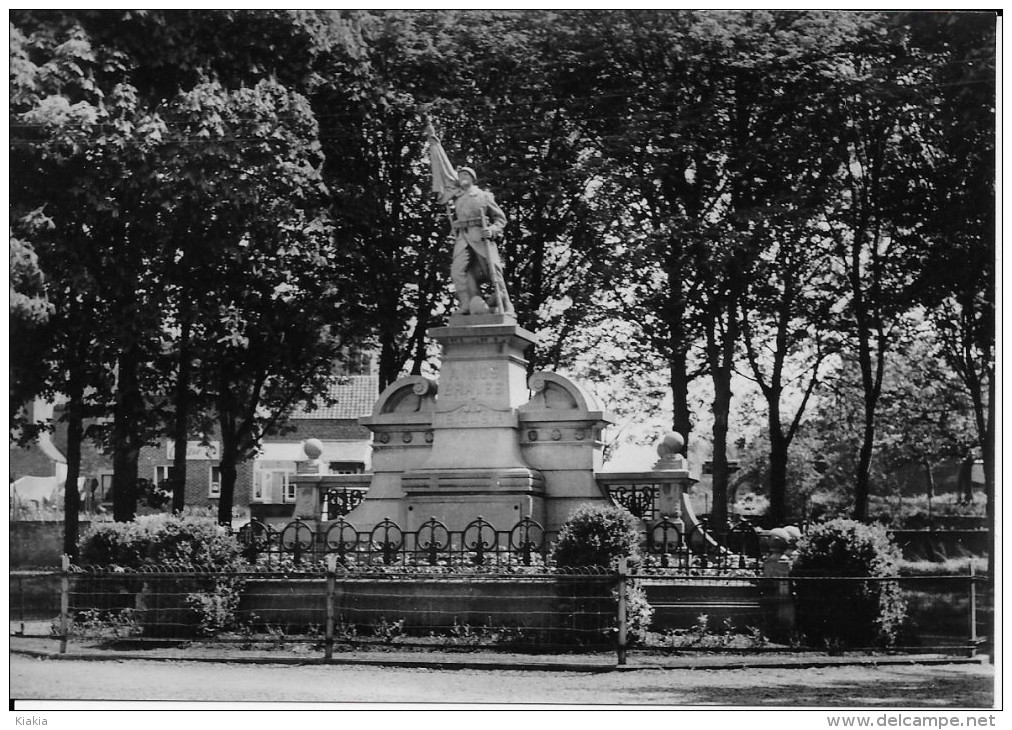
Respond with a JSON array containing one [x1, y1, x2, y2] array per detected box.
[[112, 348, 141, 522], [62, 379, 84, 562], [217, 410, 239, 526], [670, 354, 691, 454], [378, 333, 401, 392], [666, 236, 691, 453], [768, 415, 788, 527], [216, 443, 239, 527], [853, 401, 875, 522], [710, 366, 733, 531], [171, 315, 192, 513]]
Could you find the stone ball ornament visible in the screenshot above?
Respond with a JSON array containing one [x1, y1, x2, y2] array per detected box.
[[302, 438, 324, 460], [656, 431, 685, 458], [766, 527, 792, 552], [783, 525, 802, 545]]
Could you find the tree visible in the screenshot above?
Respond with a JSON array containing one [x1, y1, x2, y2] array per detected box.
[[739, 211, 841, 525], [549, 10, 708, 452], [9, 16, 164, 543], [9, 235, 54, 435], [314, 11, 449, 390], [817, 14, 942, 521], [157, 78, 362, 524], [901, 11, 995, 584], [10, 10, 360, 522], [316, 11, 616, 388], [875, 334, 978, 508]]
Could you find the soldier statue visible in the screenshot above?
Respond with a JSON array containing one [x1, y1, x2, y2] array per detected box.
[[426, 121, 514, 316]]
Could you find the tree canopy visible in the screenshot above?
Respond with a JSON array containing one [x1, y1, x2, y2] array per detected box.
[[10, 10, 995, 535]]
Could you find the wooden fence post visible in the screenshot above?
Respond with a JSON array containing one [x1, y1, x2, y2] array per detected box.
[[616, 556, 628, 666], [325, 554, 336, 661], [969, 563, 978, 657], [18, 575, 25, 636], [59, 555, 70, 654]]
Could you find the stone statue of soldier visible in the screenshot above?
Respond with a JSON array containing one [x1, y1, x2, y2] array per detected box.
[[426, 121, 514, 316]]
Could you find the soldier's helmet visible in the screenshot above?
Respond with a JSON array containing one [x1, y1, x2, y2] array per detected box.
[[457, 166, 478, 182]]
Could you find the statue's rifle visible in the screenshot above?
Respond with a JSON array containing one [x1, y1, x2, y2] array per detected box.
[[481, 210, 510, 311]]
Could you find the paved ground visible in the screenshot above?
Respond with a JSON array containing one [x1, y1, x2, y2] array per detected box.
[[10, 654, 994, 706]]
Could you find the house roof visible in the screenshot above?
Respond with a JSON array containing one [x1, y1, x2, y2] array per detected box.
[[293, 375, 379, 420]]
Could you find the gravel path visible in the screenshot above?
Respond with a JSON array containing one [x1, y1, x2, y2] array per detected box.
[[10, 655, 994, 706]]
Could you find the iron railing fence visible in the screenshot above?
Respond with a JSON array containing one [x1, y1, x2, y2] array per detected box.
[[10, 567, 988, 660], [233, 515, 767, 574]]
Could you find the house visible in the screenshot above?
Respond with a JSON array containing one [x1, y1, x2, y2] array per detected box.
[[9, 375, 379, 522]]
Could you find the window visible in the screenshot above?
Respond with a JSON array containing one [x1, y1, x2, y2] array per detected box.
[[253, 469, 294, 504], [253, 471, 264, 502], [329, 461, 365, 475], [99, 473, 114, 502], [154, 465, 176, 488], [209, 466, 221, 498]]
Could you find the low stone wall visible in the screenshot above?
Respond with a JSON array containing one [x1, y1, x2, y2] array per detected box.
[[888, 530, 989, 561], [642, 579, 776, 633], [239, 577, 611, 637], [9, 573, 62, 621], [10, 521, 93, 568]]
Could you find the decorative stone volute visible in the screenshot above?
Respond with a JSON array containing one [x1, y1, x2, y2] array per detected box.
[[369, 376, 438, 417]]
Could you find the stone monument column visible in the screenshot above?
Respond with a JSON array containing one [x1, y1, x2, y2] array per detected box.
[[399, 312, 545, 530]]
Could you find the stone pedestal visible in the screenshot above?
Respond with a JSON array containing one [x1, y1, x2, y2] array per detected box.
[[399, 314, 544, 530], [341, 313, 613, 533]]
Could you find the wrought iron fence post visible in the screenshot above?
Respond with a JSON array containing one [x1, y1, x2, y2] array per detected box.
[[969, 563, 978, 656], [616, 556, 628, 666], [325, 554, 337, 661], [59, 555, 70, 654]]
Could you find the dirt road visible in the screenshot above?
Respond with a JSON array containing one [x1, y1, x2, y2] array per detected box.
[[10, 655, 994, 706]]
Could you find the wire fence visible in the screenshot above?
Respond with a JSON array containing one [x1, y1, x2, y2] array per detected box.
[[10, 562, 989, 662]]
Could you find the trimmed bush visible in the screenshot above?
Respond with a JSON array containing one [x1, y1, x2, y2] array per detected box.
[[77, 514, 247, 637], [552, 504, 653, 645], [792, 518, 907, 648], [78, 513, 244, 570], [552, 504, 644, 570]]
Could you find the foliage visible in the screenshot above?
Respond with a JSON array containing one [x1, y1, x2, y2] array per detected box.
[[55, 607, 141, 639], [78, 513, 244, 570], [186, 583, 244, 637], [792, 518, 907, 647], [8, 10, 995, 536], [552, 504, 644, 570], [899, 556, 987, 578], [652, 616, 772, 651], [874, 334, 978, 486], [8, 11, 366, 522], [552, 504, 652, 644], [733, 425, 825, 521], [77, 514, 248, 636], [9, 235, 53, 433]]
